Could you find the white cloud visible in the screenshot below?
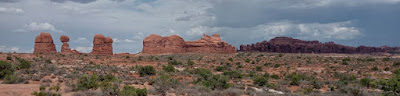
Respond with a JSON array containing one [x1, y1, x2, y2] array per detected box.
[[124, 39, 135, 43], [14, 22, 63, 33], [0, 45, 20, 53], [73, 46, 92, 53], [74, 37, 90, 43], [0, 7, 24, 14], [113, 38, 121, 43]]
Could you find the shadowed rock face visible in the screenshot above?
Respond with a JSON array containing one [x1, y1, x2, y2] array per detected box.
[[91, 34, 113, 55], [239, 37, 400, 54], [34, 32, 57, 54], [60, 35, 80, 54], [142, 34, 236, 54]]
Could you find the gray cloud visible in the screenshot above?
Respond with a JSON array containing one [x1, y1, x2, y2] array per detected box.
[[0, 0, 20, 3], [50, 0, 97, 4]]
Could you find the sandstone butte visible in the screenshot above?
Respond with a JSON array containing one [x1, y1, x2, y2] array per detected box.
[[60, 35, 80, 54], [33, 32, 57, 54], [91, 34, 113, 55], [239, 37, 400, 54], [142, 33, 236, 54]]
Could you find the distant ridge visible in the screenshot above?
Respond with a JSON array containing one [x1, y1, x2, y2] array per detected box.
[[239, 37, 400, 54]]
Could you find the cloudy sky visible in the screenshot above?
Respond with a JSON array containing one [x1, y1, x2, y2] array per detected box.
[[0, 0, 399, 53]]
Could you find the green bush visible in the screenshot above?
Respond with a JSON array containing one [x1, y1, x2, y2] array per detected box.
[[2, 73, 24, 84], [228, 58, 233, 62], [0, 61, 14, 79], [151, 74, 178, 94], [162, 64, 175, 72], [274, 64, 281, 68], [256, 66, 262, 71], [138, 66, 156, 76], [253, 76, 268, 86], [200, 74, 230, 90], [223, 71, 243, 79], [215, 66, 227, 72], [245, 58, 250, 63], [168, 60, 182, 65], [194, 68, 212, 81], [16, 58, 31, 69], [187, 60, 194, 66], [371, 66, 379, 71], [76, 74, 100, 90], [360, 77, 372, 88], [393, 62, 400, 66], [342, 58, 351, 62], [285, 72, 310, 86], [271, 74, 280, 79], [383, 58, 391, 61]]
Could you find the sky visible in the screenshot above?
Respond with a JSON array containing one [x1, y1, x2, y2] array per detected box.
[[0, 0, 399, 53]]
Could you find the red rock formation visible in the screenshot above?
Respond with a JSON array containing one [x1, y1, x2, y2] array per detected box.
[[60, 35, 80, 54], [142, 34, 236, 54], [239, 37, 400, 54], [91, 34, 113, 55], [34, 32, 57, 54]]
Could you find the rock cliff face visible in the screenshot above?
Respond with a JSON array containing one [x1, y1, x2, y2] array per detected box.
[[60, 35, 80, 54], [91, 34, 113, 55], [142, 34, 236, 54], [34, 32, 57, 54], [239, 37, 400, 54]]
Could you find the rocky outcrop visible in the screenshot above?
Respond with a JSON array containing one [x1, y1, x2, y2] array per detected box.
[[60, 35, 80, 54], [239, 37, 400, 54], [91, 34, 113, 55], [34, 32, 57, 54], [142, 34, 236, 54]]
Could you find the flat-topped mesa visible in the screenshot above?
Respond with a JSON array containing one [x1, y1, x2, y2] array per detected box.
[[142, 33, 236, 54], [60, 35, 80, 54], [239, 37, 400, 54], [34, 32, 57, 54], [91, 34, 113, 55]]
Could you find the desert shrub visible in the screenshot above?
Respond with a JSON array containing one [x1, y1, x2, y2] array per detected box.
[[151, 74, 178, 94], [360, 77, 372, 88], [76, 74, 100, 91], [371, 66, 379, 71], [253, 76, 268, 86], [342, 61, 349, 65], [264, 62, 272, 66], [228, 58, 233, 62], [100, 81, 120, 95], [366, 58, 375, 62], [271, 74, 280, 79], [393, 62, 400, 66], [32, 85, 61, 96], [215, 66, 227, 72], [2, 73, 25, 84], [0, 61, 14, 79], [49, 85, 60, 92], [223, 71, 243, 79], [168, 59, 182, 65], [312, 80, 322, 89], [342, 58, 351, 62], [274, 64, 281, 68], [245, 58, 250, 63], [199, 74, 230, 90], [394, 68, 400, 75], [247, 71, 256, 78], [162, 64, 175, 72], [285, 72, 310, 86], [138, 66, 156, 76], [6, 55, 12, 60], [256, 66, 262, 71], [187, 60, 194, 66], [278, 54, 284, 57], [383, 58, 391, 61], [119, 85, 147, 96], [194, 68, 212, 81], [16, 58, 31, 69]]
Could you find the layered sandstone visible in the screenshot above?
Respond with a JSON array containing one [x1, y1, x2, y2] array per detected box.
[[91, 34, 113, 55], [60, 35, 80, 54], [239, 37, 400, 54], [142, 34, 236, 54], [34, 32, 57, 54]]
